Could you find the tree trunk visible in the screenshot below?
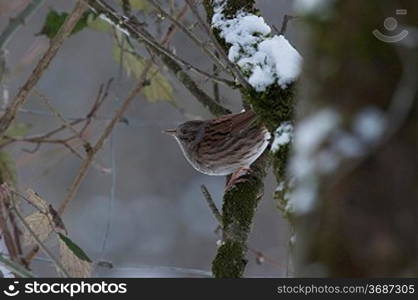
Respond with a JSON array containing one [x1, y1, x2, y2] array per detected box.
[[294, 0, 418, 276]]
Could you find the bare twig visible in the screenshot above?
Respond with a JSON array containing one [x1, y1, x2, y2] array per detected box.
[[0, 254, 35, 278], [0, 0, 46, 50], [279, 15, 297, 35], [148, 0, 230, 75], [185, 0, 252, 90], [99, 131, 116, 260], [57, 61, 153, 215], [213, 52, 220, 103], [160, 3, 189, 46], [0, 1, 88, 134], [34, 89, 90, 146], [200, 185, 222, 224], [91, 1, 234, 86], [87, 0, 230, 116]]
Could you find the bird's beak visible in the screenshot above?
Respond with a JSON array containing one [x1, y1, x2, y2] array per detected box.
[[162, 128, 176, 136]]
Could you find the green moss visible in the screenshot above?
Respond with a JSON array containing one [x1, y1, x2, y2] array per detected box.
[[271, 144, 295, 221], [222, 172, 264, 231], [243, 83, 296, 131], [212, 241, 247, 278], [204, 0, 296, 278], [223, 0, 257, 18], [271, 143, 291, 179], [203, 0, 258, 53]]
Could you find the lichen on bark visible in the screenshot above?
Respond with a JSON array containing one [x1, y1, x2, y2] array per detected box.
[[204, 0, 297, 277]]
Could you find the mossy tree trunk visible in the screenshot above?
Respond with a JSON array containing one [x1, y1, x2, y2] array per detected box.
[[294, 0, 418, 276], [204, 0, 297, 278]]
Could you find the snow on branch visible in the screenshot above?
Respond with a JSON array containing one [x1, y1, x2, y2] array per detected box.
[[211, 1, 302, 92]]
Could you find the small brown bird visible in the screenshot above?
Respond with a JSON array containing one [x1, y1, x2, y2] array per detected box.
[[163, 110, 271, 178]]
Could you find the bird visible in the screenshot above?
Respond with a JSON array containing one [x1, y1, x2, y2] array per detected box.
[[163, 110, 271, 186]]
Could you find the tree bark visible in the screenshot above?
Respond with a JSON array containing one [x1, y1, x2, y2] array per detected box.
[[204, 0, 297, 277], [294, 0, 418, 276]]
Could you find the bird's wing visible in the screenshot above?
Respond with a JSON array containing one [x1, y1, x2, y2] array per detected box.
[[196, 110, 259, 157]]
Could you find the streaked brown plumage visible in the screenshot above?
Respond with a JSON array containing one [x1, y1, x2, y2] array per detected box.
[[163, 110, 271, 176]]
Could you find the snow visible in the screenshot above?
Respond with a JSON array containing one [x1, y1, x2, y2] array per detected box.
[[212, 2, 302, 91], [294, 108, 340, 163], [99, 14, 130, 37], [116, 25, 130, 37], [316, 149, 340, 173], [353, 107, 386, 143], [258, 36, 303, 88], [271, 122, 293, 152], [291, 179, 318, 214], [288, 106, 387, 215], [289, 108, 340, 214], [333, 132, 364, 158], [276, 181, 285, 192]]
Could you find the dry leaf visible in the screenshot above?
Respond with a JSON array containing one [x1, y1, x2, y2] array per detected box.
[[23, 212, 52, 246], [23, 189, 52, 246], [26, 189, 48, 211], [58, 234, 92, 278]]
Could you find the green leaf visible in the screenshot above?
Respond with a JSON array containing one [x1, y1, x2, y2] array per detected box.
[[58, 233, 92, 263], [5, 122, 30, 138], [86, 14, 112, 33], [38, 10, 91, 39], [113, 42, 173, 102], [0, 152, 17, 185], [143, 71, 174, 102], [119, 0, 151, 12]]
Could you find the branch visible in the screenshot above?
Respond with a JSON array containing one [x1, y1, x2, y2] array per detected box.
[[57, 61, 153, 215], [212, 151, 270, 277], [185, 0, 252, 90], [0, 1, 88, 135], [86, 0, 231, 116], [0, 0, 46, 50], [279, 15, 297, 35], [202, 0, 298, 277], [11, 205, 70, 277], [200, 185, 222, 223], [148, 0, 231, 76], [0, 254, 35, 278]]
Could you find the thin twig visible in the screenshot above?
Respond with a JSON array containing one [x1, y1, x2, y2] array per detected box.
[[34, 89, 90, 145], [200, 185, 222, 224], [185, 0, 252, 90], [199, 182, 287, 271], [0, 1, 88, 134], [99, 131, 116, 259], [0, 254, 35, 278], [213, 52, 220, 102], [57, 60, 153, 215], [90, 1, 234, 87], [160, 3, 189, 46], [0, 0, 46, 50], [86, 0, 230, 116], [148, 0, 231, 75], [279, 15, 297, 35]]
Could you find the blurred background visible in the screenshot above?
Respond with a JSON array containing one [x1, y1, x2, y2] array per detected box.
[[0, 0, 299, 277]]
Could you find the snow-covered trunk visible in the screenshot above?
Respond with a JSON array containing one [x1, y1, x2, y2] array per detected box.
[[292, 0, 418, 276]]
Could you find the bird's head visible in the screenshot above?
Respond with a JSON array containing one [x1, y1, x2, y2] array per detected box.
[[163, 120, 205, 144]]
